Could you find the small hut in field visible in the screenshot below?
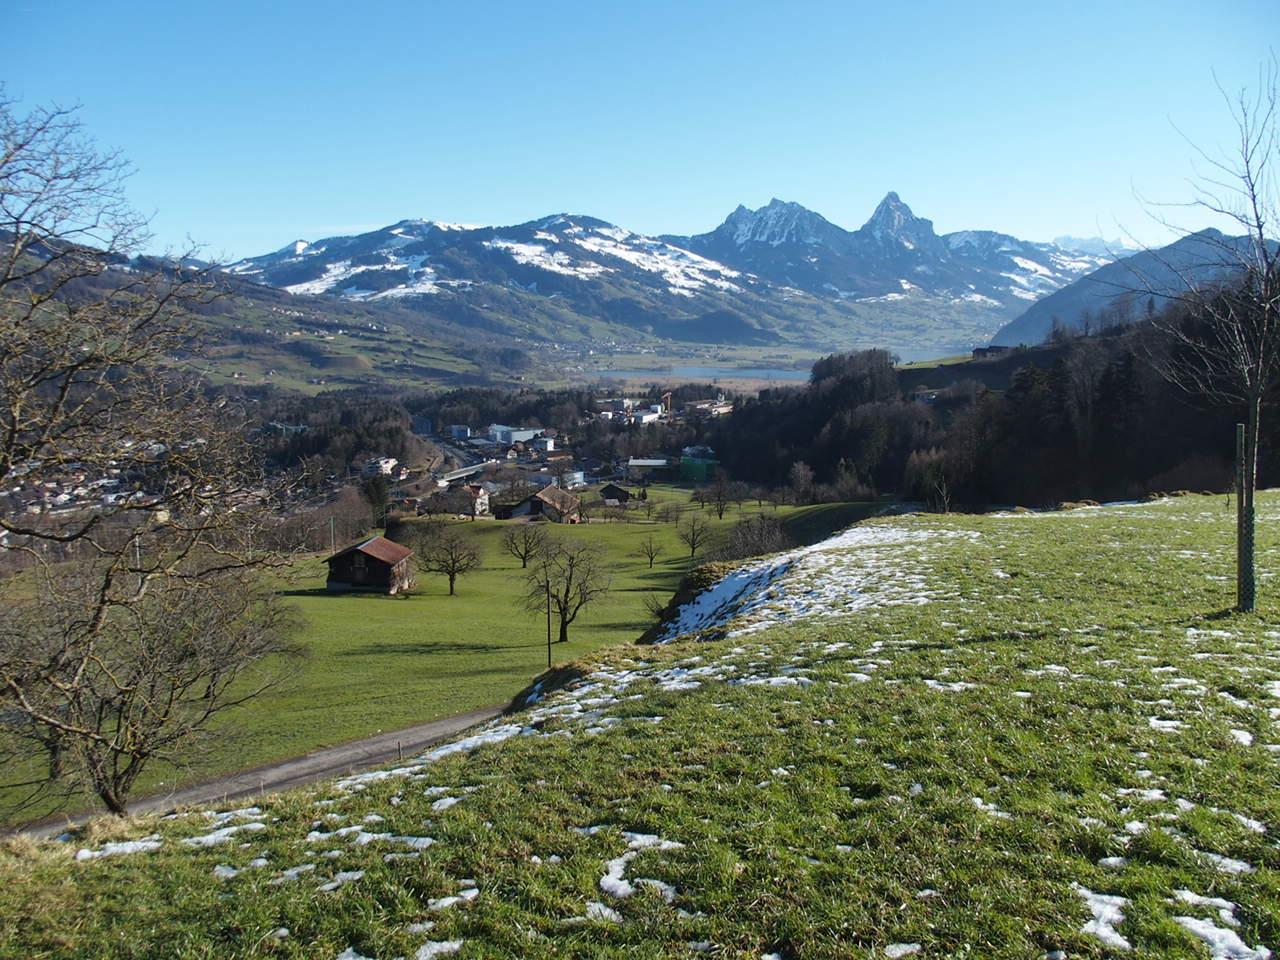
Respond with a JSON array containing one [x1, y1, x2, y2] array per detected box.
[[325, 535, 415, 595]]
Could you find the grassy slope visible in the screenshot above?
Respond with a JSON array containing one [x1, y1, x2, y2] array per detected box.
[[0, 490, 873, 824], [2, 494, 1277, 959]]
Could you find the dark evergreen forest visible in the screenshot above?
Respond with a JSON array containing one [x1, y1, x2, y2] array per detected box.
[[246, 319, 1275, 510]]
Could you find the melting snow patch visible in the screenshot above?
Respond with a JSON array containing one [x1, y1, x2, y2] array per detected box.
[[1199, 851, 1255, 874], [886, 945, 922, 958], [269, 863, 316, 884], [1174, 890, 1240, 928], [414, 942, 464, 960], [656, 524, 972, 641], [180, 821, 267, 847], [972, 797, 1012, 819], [427, 887, 479, 912], [1072, 883, 1131, 951], [1229, 729, 1254, 747], [318, 870, 365, 892], [75, 836, 163, 860], [924, 678, 975, 693], [1174, 916, 1270, 960], [585, 901, 623, 923]]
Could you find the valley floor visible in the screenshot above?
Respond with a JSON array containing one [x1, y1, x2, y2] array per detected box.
[[2, 494, 1277, 959]]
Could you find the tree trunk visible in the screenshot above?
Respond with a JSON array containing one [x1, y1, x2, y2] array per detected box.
[[558, 619, 569, 644], [448, 574, 456, 596]]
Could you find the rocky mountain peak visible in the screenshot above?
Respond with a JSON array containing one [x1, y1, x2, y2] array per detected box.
[[857, 192, 941, 253], [718, 198, 843, 249]]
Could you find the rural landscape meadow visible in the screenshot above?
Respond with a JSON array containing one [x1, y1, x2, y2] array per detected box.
[[2, 4, 1280, 959]]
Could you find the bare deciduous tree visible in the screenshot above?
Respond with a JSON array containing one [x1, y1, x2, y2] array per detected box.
[[417, 527, 481, 595], [502, 523, 547, 568], [0, 92, 297, 816], [635, 533, 663, 568], [1142, 64, 1279, 611], [0, 568, 297, 815], [523, 537, 611, 644], [677, 516, 712, 559], [708, 514, 793, 561]]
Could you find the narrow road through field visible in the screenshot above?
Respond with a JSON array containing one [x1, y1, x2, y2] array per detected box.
[[13, 705, 505, 840]]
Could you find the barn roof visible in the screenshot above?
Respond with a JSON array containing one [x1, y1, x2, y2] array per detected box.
[[534, 485, 580, 514], [325, 535, 413, 566]]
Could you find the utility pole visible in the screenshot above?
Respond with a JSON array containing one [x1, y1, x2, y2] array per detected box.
[[545, 578, 552, 668], [1237, 423, 1256, 612]]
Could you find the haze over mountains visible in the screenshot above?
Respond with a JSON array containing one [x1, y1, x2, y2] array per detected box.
[[227, 194, 1132, 359]]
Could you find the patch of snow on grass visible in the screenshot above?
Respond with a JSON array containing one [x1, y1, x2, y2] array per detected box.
[[180, 821, 266, 847], [1072, 883, 1131, 951], [657, 523, 973, 641], [414, 942, 464, 960], [1174, 916, 1270, 960], [75, 836, 163, 860]]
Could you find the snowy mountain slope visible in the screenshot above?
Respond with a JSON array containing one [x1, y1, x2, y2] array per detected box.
[[991, 229, 1260, 346], [227, 198, 1118, 356], [664, 193, 1113, 312]]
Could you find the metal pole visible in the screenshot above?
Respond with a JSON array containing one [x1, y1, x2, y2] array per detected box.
[[546, 578, 552, 668], [330, 516, 336, 554]]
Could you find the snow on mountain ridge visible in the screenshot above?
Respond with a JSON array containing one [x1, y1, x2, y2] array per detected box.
[[721, 198, 838, 248]]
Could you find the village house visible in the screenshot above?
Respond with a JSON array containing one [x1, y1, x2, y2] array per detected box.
[[500, 486, 581, 523], [464, 483, 490, 517], [325, 535, 415, 595], [361, 456, 399, 478], [599, 483, 633, 505]]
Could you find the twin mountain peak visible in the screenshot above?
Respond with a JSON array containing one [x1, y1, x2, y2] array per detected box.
[[228, 194, 1133, 358]]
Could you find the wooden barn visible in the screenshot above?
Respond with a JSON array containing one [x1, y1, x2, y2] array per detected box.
[[599, 483, 633, 504], [325, 535, 415, 595], [501, 486, 582, 523]]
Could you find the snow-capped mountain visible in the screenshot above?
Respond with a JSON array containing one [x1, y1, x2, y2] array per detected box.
[[991, 228, 1257, 346], [662, 193, 1112, 312], [227, 197, 1118, 358]]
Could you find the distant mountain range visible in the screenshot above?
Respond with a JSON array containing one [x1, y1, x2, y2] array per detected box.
[[227, 195, 1132, 359], [991, 229, 1257, 346]]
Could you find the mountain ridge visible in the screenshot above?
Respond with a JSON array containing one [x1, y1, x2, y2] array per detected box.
[[227, 196, 1119, 358]]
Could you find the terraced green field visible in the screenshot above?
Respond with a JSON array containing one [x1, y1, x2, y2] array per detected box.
[[2, 494, 1277, 959]]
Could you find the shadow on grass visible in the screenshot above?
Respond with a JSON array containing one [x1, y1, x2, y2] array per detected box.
[[903, 629, 1047, 651], [276, 588, 419, 600], [336, 639, 545, 657]]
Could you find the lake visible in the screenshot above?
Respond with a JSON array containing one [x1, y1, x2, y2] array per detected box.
[[594, 365, 810, 381]]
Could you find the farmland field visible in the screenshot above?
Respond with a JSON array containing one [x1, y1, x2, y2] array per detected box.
[[2, 493, 1276, 958], [1, 490, 874, 827]]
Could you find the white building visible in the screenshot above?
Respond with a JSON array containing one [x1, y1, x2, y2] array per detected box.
[[362, 456, 399, 478]]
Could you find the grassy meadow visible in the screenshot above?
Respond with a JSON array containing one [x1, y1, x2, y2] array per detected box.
[[1, 488, 874, 826], [1, 492, 1276, 958]]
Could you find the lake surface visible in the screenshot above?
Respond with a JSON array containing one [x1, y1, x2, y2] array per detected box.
[[595, 365, 810, 381]]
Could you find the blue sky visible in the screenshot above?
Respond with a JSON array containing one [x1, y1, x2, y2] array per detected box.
[[4, 0, 1276, 259]]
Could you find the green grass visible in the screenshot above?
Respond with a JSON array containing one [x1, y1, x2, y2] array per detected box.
[[895, 353, 972, 370], [3, 493, 1276, 958], [0, 488, 866, 826]]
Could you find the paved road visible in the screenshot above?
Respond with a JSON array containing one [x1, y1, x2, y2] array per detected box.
[[14, 705, 505, 840]]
